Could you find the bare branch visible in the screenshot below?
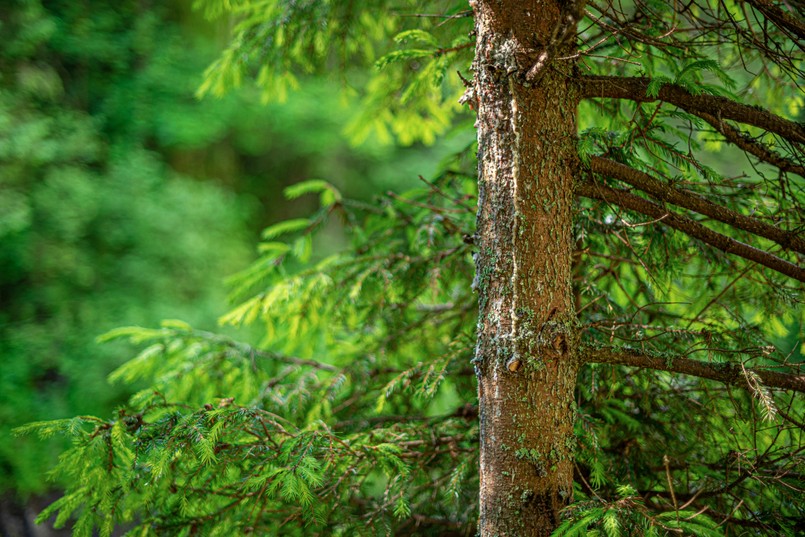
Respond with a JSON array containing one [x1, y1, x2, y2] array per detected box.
[[576, 180, 805, 282], [693, 110, 805, 177], [589, 156, 805, 253], [577, 76, 805, 144], [742, 0, 805, 44], [585, 0, 804, 80], [584, 346, 805, 394]]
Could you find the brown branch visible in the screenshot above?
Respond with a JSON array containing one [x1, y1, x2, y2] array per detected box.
[[577, 76, 805, 144], [742, 0, 805, 44], [694, 110, 805, 177], [576, 180, 805, 282], [589, 156, 805, 253], [435, 41, 475, 56], [584, 346, 805, 393]]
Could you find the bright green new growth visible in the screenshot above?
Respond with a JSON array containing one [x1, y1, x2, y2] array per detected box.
[[20, 0, 805, 535], [195, 1, 473, 145]]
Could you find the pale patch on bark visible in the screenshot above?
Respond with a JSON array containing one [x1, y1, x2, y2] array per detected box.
[[509, 77, 523, 372]]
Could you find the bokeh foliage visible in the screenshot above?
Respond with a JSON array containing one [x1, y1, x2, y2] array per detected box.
[[0, 0, 253, 496], [0, 0, 455, 502]]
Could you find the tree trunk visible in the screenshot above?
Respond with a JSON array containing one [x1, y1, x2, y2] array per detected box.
[[471, 1, 580, 535]]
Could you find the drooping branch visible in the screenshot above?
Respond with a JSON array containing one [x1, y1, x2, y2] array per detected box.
[[742, 0, 805, 44], [584, 346, 805, 394], [694, 110, 805, 177], [589, 156, 805, 254], [576, 180, 805, 282], [577, 76, 805, 144], [584, 0, 804, 81], [190, 329, 340, 372]]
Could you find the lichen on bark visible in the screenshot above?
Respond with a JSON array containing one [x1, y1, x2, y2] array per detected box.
[[471, 0, 582, 534]]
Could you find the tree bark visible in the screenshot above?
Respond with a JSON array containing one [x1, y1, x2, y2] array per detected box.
[[471, 1, 580, 534]]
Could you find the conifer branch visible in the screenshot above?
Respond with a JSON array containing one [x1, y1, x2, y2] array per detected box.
[[693, 111, 805, 177], [576, 180, 805, 282], [584, 346, 805, 393], [588, 156, 805, 253], [577, 76, 805, 144], [193, 329, 340, 372], [742, 0, 805, 44]]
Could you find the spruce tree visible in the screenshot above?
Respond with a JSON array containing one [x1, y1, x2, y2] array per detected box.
[[21, 1, 804, 535]]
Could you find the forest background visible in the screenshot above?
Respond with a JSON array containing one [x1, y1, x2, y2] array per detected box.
[[0, 1, 462, 533]]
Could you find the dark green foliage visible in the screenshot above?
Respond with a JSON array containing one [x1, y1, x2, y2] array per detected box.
[[0, 0, 255, 496]]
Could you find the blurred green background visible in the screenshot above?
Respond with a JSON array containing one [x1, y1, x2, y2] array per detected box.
[[0, 2, 457, 533]]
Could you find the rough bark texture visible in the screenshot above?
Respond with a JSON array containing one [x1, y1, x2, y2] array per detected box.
[[471, 1, 580, 534]]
